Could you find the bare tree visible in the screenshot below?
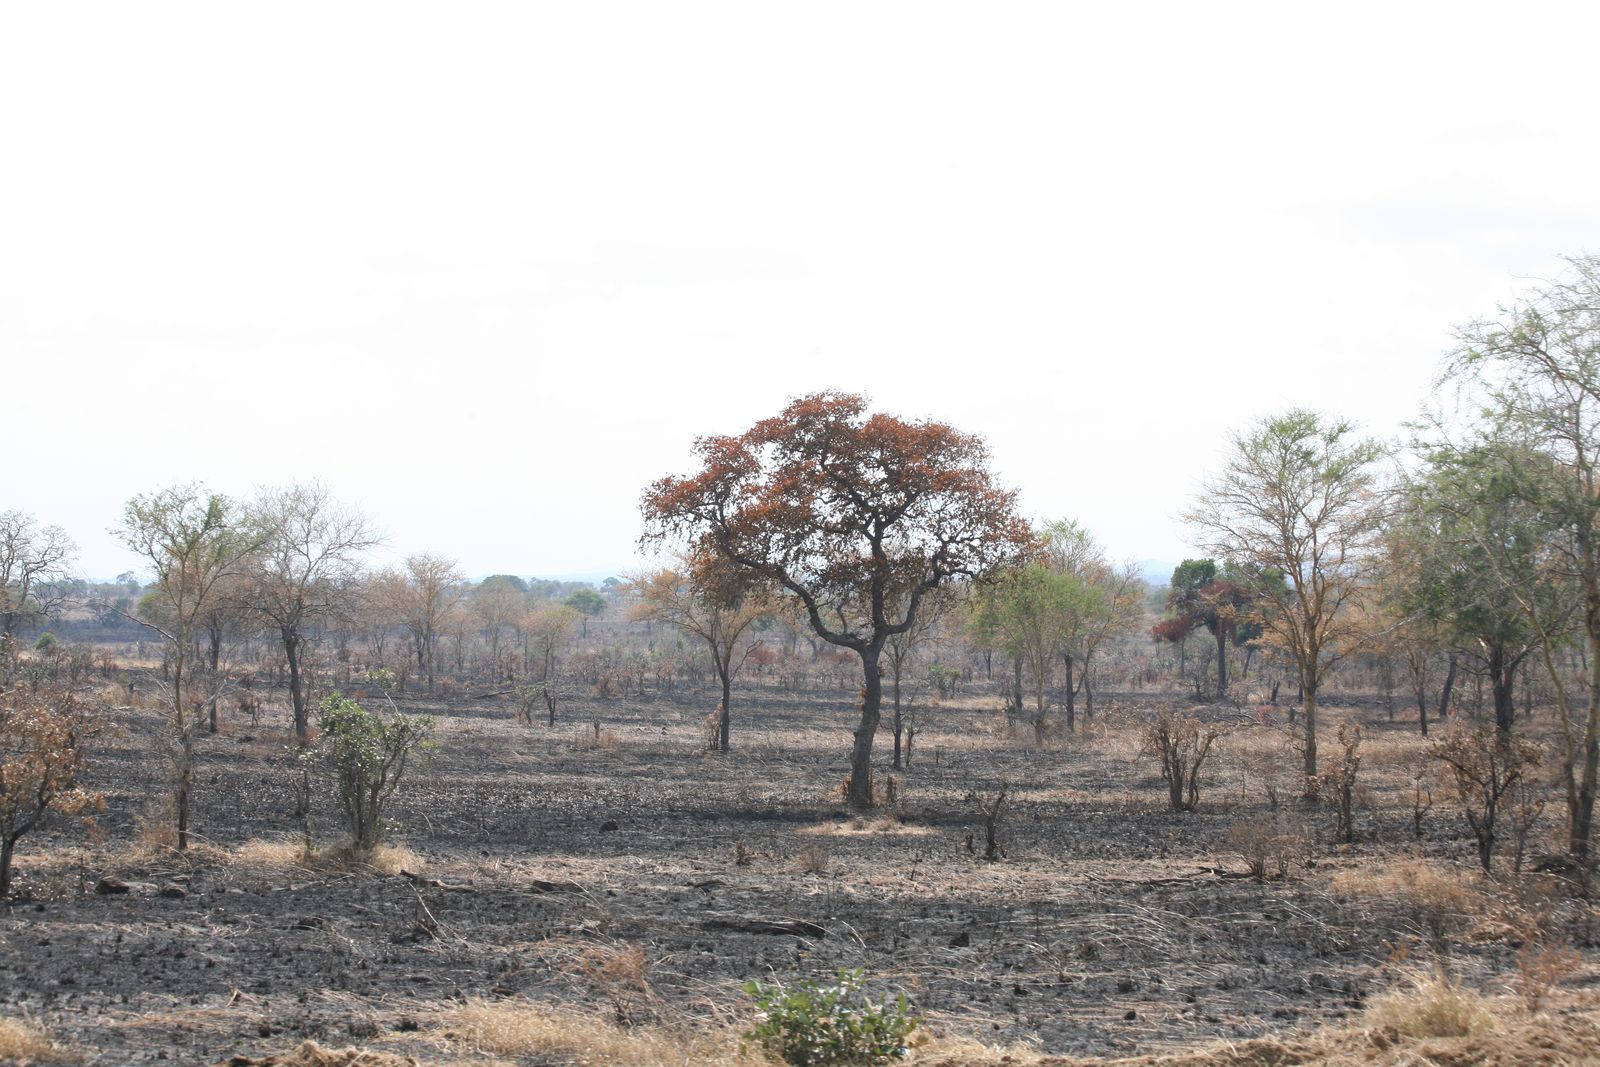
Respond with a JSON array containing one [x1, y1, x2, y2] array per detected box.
[[247, 483, 378, 742], [1186, 411, 1386, 782], [0, 511, 76, 646]]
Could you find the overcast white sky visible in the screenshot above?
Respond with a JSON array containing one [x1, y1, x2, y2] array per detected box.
[[5, 2, 1599, 582]]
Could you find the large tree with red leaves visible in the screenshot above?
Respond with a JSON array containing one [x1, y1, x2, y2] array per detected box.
[[642, 392, 1032, 807]]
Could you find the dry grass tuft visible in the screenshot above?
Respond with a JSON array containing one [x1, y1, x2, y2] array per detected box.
[[1364, 970, 1494, 1039], [1329, 857, 1478, 940], [0, 1017, 59, 1064], [229, 837, 423, 876], [443, 998, 759, 1066]]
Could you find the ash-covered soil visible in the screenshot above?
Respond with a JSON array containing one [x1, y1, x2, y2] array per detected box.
[[2, 685, 1593, 1064]]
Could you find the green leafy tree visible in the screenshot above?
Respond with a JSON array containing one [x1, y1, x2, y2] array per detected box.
[[117, 485, 259, 849], [1443, 254, 1600, 857], [564, 587, 607, 637]]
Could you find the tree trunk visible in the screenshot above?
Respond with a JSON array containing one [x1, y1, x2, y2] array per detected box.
[[1573, 622, 1600, 860], [1062, 652, 1076, 734], [846, 647, 883, 808], [285, 628, 309, 743], [1302, 682, 1319, 785], [208, 627, 223, 734], [0, 835, 15, 899], [718, 666, 732, 753], [891, 658, 904, 769], [1438, 654, 1458, 721], [1214, 625, 1228, 697], [1489, 646, 1518, 737]]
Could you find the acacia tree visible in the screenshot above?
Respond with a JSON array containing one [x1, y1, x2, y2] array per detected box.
[[0, 511, 76, 647], [1186, 411, 1386, 782], [1388, 444, 1569, 737], [1444, 254, 1600, 857], [118, 485, 258, 849], [629, 554, 768, 752], [248, 483, 378, 742], [642, 392, 1032, 807]]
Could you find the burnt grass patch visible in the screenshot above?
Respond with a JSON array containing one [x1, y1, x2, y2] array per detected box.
[[2, 684, 1595, 1063]]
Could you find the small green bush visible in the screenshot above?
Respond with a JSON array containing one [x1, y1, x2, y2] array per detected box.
[[743, 968, 917, 1066], [315, 693, 434, 853]]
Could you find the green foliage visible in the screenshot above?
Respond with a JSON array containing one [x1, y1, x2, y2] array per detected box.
[[742, 969, 917, 1066], [32, 632, 58, 653], [564, 587, 607, 617], [927, 663, 961, 700], [315, 693, 435, 852], [480, 573, 528, 594]]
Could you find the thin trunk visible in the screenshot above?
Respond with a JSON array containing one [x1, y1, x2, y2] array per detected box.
[[1062, 652, 1076, 734], [846, 647, 883, 809], [718, 662, 732, 753], [1303, 682, 1319, 784], [0, 836, 15, 899], [1438, 654, 1458, 721], [208, 627, 223, 734], [1214, 625, 1228, 696], [1575, 622, 1600, 859], [891, 656, 904, 769]]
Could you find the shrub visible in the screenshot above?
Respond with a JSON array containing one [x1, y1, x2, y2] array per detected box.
[[743, 969, 917, 1067], [314, 693, 435, 853], [1141, 707, 1226, 811], [1226, 814, 1306, 882]]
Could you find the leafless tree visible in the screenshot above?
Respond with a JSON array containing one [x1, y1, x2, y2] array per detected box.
[[248, 483, 379, 742]]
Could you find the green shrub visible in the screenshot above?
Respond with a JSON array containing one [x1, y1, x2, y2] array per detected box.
[[742, 968, 917, 1066], [315, 693, 434, 853]]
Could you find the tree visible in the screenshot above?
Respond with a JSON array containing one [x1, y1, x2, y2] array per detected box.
[[564, 587, 607, 637], [248, 483, 378, 742], [117, 485, 258, 849], [629, 554, 768, 752], [381, 554, 466, 693], [1186, 411, 1386, 782], [1041, 521, 1144, 727], [0, 682, 99, 897], [473, 575, 527, 680], [1387, 443, 1570, 736], [0, 511, 75, 647], [1443, 254, 1600, 858], [1156, 558, 1260, 699], [970, 561, 1077, 741], [642, 392, 1032, 807], [882, 585, 956, 767]]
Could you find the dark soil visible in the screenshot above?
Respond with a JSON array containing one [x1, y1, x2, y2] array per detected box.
[[2, 684, 1592, 1064]]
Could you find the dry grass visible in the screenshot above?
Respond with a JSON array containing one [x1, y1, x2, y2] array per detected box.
[[229, 837, 424, 876], [1364, 970, 1494, 1039], [441, 998, 761, 1066], [1329, 857, 1480, 940], [0, 1017, 60, 1064]]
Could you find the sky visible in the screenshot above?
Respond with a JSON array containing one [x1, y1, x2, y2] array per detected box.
[[5, 2, 1600, 582]]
